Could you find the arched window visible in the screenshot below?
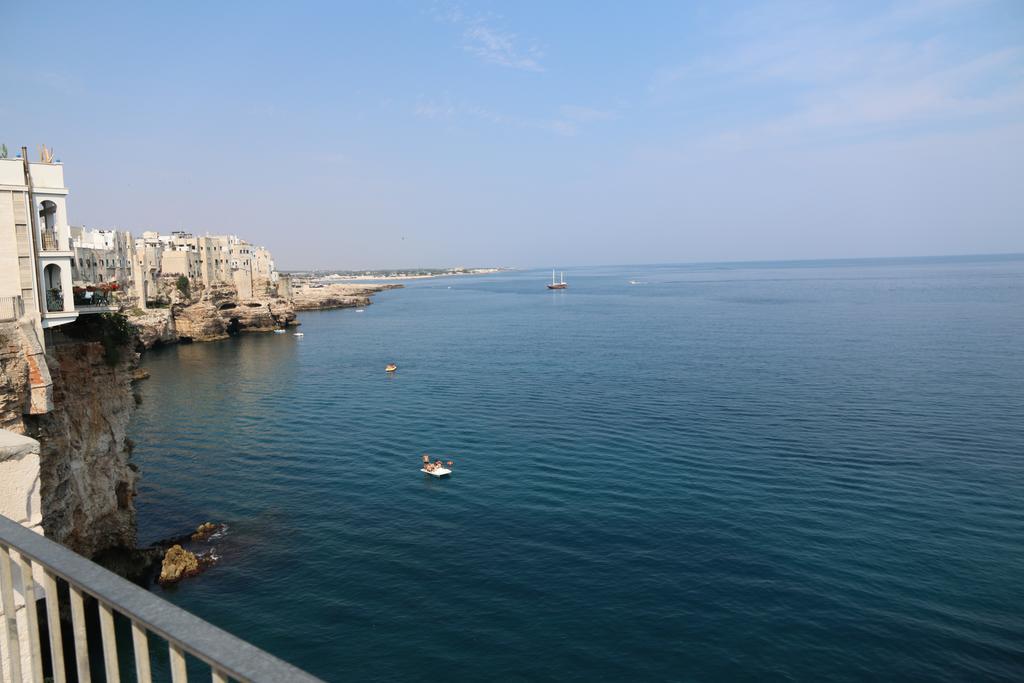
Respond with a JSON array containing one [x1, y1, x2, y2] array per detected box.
[[43, 263, 64, 312], [39, 201, 59, 250], [39, 201, 57, 231]]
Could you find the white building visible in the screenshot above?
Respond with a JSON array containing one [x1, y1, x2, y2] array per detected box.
[[70, 227, 135, 293], [0, 148, 116, 345]]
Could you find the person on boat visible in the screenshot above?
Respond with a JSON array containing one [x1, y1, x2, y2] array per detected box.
[[422, 454, 433, 471], [434, 459, 444, 470]]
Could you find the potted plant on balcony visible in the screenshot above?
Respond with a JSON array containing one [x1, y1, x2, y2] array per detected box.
[[46, 288, 64, 312]]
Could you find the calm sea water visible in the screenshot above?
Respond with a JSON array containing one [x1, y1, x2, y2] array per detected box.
[[129, 256, 1024, 681]]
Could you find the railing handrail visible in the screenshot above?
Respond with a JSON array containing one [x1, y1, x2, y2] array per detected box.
[[40, 229, 62, 251], [45, 289, 64, 313], [0, 515, 322, 682]]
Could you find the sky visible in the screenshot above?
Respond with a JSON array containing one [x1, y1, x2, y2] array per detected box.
[[2, 1, 1022, 270]]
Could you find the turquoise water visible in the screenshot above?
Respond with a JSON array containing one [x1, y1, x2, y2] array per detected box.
[[130, 256, 1024, 681]]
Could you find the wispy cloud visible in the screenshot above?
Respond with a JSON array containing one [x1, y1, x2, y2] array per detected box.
[[650, 1, 1024, 147], [431, 5, 545, 72], [463, 23, 544, 72]]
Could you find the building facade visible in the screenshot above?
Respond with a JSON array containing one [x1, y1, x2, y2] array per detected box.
[[117, 230, 282, 307], [3, 149, 286, 323], [1, 151, 80, 339]]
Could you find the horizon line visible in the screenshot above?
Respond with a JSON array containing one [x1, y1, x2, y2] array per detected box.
[[280, 251, 1024, 273]]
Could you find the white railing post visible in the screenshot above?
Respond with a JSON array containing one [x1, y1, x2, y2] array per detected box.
[[68, 586, 91, 683], [131, 619, 152, 683], [15, 551, 44, 683], [41, 570, 65, 683], [0, 545, 24, 683], [98, 602, 120, 682], [169, 642, 188, 682]]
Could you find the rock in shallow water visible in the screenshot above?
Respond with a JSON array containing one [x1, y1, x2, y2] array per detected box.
[[159, 544, 200, 583], [191, 521, 220, 541]]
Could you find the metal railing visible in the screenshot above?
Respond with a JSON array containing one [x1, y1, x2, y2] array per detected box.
[[73, 291, 118, 309], [45, 290, 64, 313], [0, 515, 322, 682], [0, 296, 24, 322], [41, 230, 62, 252]]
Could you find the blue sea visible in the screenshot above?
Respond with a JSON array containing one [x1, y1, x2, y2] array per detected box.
[[129, 256, 1024, 681]]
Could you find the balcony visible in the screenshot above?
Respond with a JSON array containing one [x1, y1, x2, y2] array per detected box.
[[73, 287, 120, 314], [40, 230, 65, 252], [45, 290, 64, 313], [0, 514, 321, 682]]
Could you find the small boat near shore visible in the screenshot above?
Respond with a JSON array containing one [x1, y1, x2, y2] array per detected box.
[[547, 269, 568, 290], [294, 332, 305, 337], [273, 329, 286, 334]]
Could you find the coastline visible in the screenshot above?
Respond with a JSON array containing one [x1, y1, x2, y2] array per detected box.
[[291, 282, 403, 311], [292, 267, 505, 283], [129, 282, 401, 349]]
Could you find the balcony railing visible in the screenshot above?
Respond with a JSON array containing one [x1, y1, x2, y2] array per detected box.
[[45, 290, 64, 313], [0, 514, 321, 682], [0, 295, 24, 322], [41, 230, 63, 252], [73, 290, 116, 308]]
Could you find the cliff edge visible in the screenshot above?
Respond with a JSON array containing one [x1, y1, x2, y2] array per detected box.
[[2, 316, 139, 559]]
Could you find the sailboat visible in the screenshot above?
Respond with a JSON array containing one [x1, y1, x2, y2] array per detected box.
[[547, 269, 568, 290]]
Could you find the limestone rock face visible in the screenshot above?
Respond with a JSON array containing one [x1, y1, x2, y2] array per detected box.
[[173, 300, 229, 342], [26, 340, 138, 558], [223, 299, 297, 332], [0, 323, 30, 432], [132, 280, 304, 346], [159, 544, 200, 583], [131, 309, 178, 349]]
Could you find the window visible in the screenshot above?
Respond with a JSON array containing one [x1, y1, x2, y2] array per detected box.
[[39, 201, 57, 231]]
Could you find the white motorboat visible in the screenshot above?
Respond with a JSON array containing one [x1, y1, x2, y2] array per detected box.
[[273, 329, 286, 334], [294, 332, 305, 337], [421, 467, 452, 477]]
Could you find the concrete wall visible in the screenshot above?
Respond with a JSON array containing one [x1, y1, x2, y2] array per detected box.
[[0, 191, 22, 300], [0, 429, 44, 683], [27, 163, 64, 191], [0, 431, 41, 534], [162, 249, 199, 279], [0, 159, 25, 186]]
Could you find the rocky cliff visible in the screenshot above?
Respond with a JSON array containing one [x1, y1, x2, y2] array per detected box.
[[131, 281, 299, 347], [25, 336, 139, 558], [2, 317, 139, 559], [0, 323, 31, 432], [132, 309, 177, 348]]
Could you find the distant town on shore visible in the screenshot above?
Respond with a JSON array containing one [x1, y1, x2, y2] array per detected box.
[[287, 266, 505, 283]]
